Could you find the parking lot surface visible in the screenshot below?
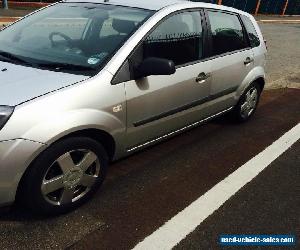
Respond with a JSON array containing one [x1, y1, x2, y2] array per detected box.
[[175, 141, 299, 250], [0, 18, 299, 250], [260, 23, 300, 89], [0, 88, 298, 249]]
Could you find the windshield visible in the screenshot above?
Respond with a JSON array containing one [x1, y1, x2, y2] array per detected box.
[[0, 3, 153, 76]]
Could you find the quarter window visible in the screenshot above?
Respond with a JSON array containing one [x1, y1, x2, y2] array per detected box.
[[207, 11, 248, 56], [143, 11, 203, 66], [241, 15, 260, 47]]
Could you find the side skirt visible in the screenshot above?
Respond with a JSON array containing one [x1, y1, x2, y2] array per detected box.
[[127, 107, 233, 153]]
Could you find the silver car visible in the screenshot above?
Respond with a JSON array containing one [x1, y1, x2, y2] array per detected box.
[[0, 0, 267, 214]]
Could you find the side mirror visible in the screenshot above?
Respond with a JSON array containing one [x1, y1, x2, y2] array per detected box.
[[135, 57, 176, 79]]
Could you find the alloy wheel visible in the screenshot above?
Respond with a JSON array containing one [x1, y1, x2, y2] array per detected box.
[[240, 87, 259, 119], [41, 149, 100, 206]]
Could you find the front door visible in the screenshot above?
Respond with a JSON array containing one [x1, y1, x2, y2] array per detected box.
[[124, 10, 212, 149]]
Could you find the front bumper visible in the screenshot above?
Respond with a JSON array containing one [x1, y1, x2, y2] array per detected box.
[[0, 139, 46, 206]]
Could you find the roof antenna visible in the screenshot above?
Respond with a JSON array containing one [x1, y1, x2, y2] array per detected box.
[[104, 0, 109, 2]]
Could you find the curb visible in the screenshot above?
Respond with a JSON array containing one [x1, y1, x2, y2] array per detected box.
[[0, 1, 49, 8], [0, 17, 20, 22], [266, 72, 300, 90], [258, 19, 300, 23]]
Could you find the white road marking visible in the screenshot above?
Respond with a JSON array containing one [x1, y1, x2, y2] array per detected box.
[[133, 123, 300, 250]]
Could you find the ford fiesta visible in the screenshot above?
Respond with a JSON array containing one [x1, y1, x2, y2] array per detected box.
[[0, 0, 267, 215]]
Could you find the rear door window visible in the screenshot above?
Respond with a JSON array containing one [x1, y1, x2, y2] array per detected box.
[[241, 15, 260, 47], [207, 10, 248, 56]]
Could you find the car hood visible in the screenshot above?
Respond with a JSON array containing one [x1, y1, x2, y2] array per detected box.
[[0, 62, 90, 106]]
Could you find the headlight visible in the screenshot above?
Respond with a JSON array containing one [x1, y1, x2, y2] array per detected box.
[[0, 106, 14, 130]]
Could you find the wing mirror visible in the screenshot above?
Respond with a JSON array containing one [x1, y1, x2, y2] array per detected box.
[[135, 57, 176, 79]]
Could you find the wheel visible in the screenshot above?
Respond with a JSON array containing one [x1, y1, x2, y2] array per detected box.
[[20, 137, 108, 215], [233, 82, 261, 122]]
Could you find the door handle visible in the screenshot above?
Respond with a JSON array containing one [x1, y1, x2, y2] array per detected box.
[[244, 57, 254, 65], [196, 72, 211, 83]]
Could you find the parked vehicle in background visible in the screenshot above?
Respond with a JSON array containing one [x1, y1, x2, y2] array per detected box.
[[0, 0, 266, 215]]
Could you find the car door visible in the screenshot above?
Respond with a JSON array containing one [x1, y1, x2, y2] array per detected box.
[[124, 10, 212, 149], [205, 10, 254, 108]]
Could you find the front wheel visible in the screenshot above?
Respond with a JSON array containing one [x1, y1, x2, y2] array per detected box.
[[233, 82, 261, 122], [20, 137, 108, 215]]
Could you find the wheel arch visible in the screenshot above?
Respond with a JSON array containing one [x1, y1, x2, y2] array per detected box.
[[15, 128, 116, 204], [61, 128, 116, 161], [236, 66, 266, 100], [254, 76, 265, 92]]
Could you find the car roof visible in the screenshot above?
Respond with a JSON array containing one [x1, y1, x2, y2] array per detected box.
[[64, 0, 250, 17], [65, 0, 213, 11]]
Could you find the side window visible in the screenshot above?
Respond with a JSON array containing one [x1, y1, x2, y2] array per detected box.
[[143, 11, 203, 66], [207, 11, 248, 56], [241, 15, 260, 47]]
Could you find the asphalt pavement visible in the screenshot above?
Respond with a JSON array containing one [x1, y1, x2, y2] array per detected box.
[[260, 23, 300, 89], [0, 9, 299, 250], [69, 89, 300, 250], [175, 142, 300, 250], [0, 88, 298, 249]]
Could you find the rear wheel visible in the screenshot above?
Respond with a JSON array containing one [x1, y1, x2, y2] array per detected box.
[[21, 137, 108, 215], [233, 82, 261, 122]]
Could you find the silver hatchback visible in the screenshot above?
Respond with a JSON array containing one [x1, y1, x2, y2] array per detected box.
[[0, 0, 266, 214]]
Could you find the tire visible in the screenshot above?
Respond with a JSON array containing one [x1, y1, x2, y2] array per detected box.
[[233, 82, 262, 122], [20, 137, 108, 215]]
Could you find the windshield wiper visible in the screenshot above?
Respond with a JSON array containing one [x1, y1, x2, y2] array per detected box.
[[0, 50, 34, 66], [37, 62, 95, 72]]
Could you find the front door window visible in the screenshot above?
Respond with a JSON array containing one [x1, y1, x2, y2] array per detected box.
[[143, 11, 203, 66]]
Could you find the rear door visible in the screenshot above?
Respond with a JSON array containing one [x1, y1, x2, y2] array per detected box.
[[240, 14, 267, 71], [205, 10, 254, 105], [123, 10, 212, 149]]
